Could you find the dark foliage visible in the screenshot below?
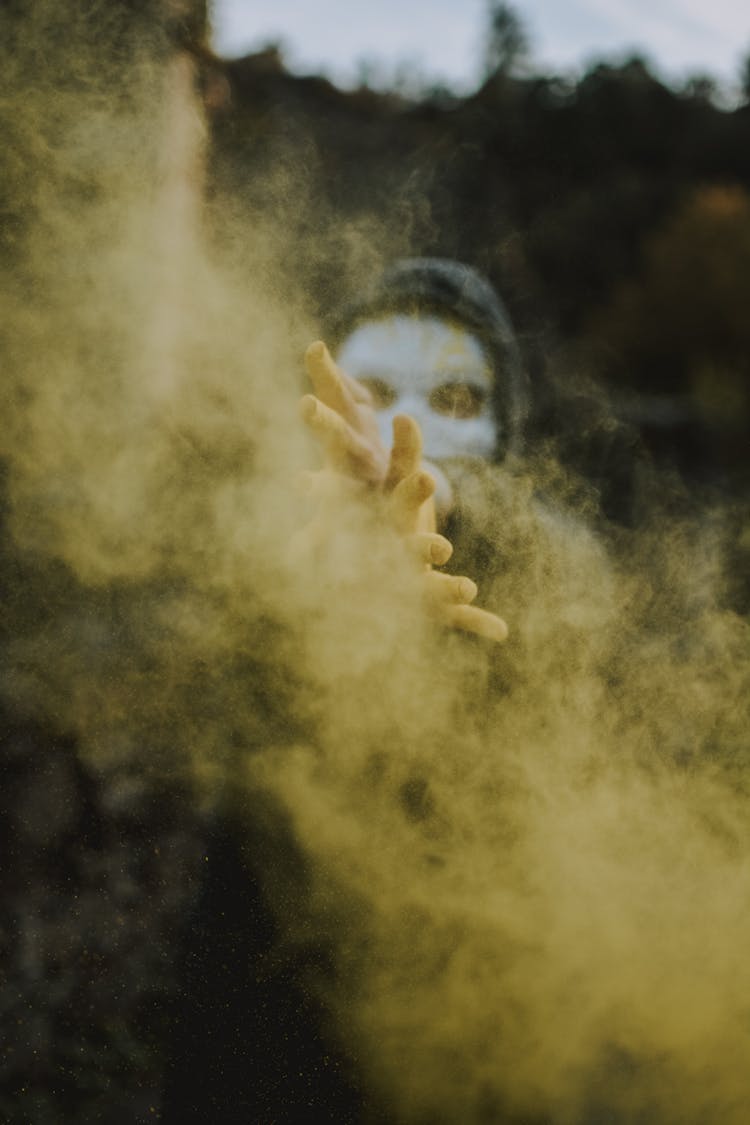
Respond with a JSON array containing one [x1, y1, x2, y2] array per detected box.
[[210, 47, 750, 500]]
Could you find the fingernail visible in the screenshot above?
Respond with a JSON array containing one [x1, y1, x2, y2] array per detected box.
[[430, 539, 451, 564], [305, 340, 325, 363], [491, 618, 509, 642], [458, 578, 477, 602]]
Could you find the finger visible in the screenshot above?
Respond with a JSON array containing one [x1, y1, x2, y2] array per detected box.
[[304, 341, 359, 425], [385, 414, 423, 491], [440, 603, 509, 644], [300, 394, 382, 480], [388, 469, 435, 534], [424, 570, 478, 605], [408, 532, 453, 567], [341, 369, 375, 406]]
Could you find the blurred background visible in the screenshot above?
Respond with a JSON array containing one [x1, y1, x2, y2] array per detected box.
[[215, 0, 749, 98], [205, 0, 750, 507]]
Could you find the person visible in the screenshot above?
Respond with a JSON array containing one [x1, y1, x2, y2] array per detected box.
[[300, 258, 635, 689], [298, 257, 530, 645], [161, 258, 534, 1122]]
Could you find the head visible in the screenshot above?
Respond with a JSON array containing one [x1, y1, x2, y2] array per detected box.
[[329, 258, 527, 463]]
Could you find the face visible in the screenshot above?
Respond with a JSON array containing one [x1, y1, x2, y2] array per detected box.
[[336, 315, 497, 461]]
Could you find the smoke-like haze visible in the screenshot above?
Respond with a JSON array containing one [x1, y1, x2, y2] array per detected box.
[[2, 5, 750, 1122]]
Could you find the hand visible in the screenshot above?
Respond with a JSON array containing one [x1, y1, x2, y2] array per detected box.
[[299, 341, 508, 643], [301, 340, 454, 521], [383, 412, 509, 643]]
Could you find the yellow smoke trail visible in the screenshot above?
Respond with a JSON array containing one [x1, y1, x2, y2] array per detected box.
[[2, 6, 750, 1123]]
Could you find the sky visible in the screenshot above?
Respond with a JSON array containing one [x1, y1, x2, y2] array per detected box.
[[211, 0, 750, 94]]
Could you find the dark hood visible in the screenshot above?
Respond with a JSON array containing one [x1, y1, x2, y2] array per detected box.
[[327, 258, 529, 459]]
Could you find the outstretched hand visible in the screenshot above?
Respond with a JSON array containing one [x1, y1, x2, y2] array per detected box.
[[299, 341, 508, 644]]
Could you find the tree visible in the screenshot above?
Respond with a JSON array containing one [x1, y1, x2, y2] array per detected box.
[[740, 49, 750, 103], [482, 1, 530, 80]]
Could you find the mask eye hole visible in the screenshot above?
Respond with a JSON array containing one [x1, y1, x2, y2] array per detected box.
[[429, 382, 487, 419], [356, 376, 397, 409]]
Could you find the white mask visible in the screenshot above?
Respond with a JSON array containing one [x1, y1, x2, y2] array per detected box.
[[335, 315, 498, 461]]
